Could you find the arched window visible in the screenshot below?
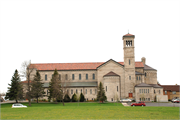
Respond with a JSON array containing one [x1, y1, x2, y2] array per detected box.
[[136, 76, 138, 80], [129, 76, 131, 80], [93, 74, 95, 80], [71, 89, 73, 94], [72, 74, 74, 80], [59, 74, 61, 80], [129, 59, 131, 65], [145, 72, 147, 77], [65, 74, 68, 80], [86, 74, 88, 80], [45, 74, 47, 81], [79, 74, 81, 80], [139, 76, 141, 80]]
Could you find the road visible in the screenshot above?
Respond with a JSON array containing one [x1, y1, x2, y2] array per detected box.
[[126, 102, 180, 107]]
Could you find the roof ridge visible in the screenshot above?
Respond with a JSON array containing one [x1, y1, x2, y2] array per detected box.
[[31, 61, 144, 64], [31, 62, 105, 64]]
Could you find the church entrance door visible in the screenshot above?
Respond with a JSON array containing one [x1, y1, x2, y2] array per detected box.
[[129, 93, 133, 98]]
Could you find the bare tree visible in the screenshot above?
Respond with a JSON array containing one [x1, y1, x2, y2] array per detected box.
[[21, 60, 36, 106], [77, 92, 80, 106], [60, 78, 70, 106], [0, 92, 6, 96], [114, 93, 119, 106]]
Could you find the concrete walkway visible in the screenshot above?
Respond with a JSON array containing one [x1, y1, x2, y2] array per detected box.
[[122, 102, 130, 106]]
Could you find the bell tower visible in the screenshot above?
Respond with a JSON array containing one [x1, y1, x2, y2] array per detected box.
[[122, 33, 136, 98]]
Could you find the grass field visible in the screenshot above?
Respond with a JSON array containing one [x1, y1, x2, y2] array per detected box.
[[1, 102, 179, 119]]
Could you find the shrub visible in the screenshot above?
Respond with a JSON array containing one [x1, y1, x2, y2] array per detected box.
[[168, 99, 171, 101], [71, 93, 77, 102], [64, 94, 70, 102], [80, 93, 85, 102]]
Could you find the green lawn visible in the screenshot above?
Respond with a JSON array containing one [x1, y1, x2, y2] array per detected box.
[[1, 102, 179, 119]]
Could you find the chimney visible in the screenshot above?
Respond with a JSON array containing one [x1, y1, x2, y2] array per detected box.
[[141, 57, 146, 64]]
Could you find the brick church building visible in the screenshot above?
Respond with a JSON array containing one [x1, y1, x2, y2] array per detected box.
[[22, 33, 167, 102]]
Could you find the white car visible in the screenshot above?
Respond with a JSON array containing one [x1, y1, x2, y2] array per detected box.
[[171, 98, 179, 102], [120, 99, 132, 102], [12, 103, 27, 108]]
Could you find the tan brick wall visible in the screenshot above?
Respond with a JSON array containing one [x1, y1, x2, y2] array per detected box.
[[66, 87, 97, 100], [135, 87, 163, 101], [135, 87, 154, 101], [123, 36, 136, 99], [103, 76, 120, 101], [97, 60, 125, 99], [135, 75, 143, 84], [144, 70, 157, 84], [135, 68, 144, 74], [38, 70, 97, 83]]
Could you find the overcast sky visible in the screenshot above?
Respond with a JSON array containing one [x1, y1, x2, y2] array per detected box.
[[0, 0, 180, 93]]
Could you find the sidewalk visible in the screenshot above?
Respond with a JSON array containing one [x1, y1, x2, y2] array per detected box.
[[122, 102, 130, 106]]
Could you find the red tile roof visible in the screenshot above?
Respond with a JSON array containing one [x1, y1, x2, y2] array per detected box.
[[30, 61, 144, 71], [123, 33, 134, 37], [159, 85, 180, 92], [21, 80, 32, 83]]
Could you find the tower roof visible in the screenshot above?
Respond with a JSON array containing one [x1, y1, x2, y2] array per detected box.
[[122, 33, 135, 39]]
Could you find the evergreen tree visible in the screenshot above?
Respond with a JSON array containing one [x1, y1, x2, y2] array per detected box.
[[80, 93, 85, 102], [64, 94, 70, 102], [48, 69, 61, 104], [31, 70, 45, 103], [71, 93, 77, 102], [5, 69, 24, 103], [97, 82, 107, 103]]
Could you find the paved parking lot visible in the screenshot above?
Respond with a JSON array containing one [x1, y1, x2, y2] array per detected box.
[[126, 102, 180, 107]]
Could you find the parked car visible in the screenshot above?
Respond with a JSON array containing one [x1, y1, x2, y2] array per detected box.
[[171, 98, 176, 102], [12, 103, 27, 108], [120, 99, 132, 102], [173, 99, 180, 103], [171, 98, 179, 102], [131, 102, 146, 106]]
